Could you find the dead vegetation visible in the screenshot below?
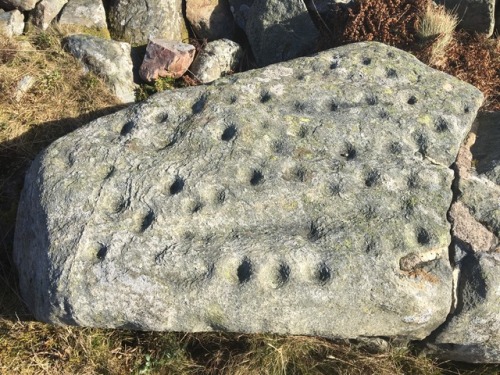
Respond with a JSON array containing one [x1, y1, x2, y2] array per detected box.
[[319, 0, 500, 111], [1, 1, 500, 374]]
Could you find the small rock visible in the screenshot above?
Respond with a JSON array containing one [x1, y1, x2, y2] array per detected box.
[[139, 39, 195, 82], [57, 0, 107, 30], [14, 75, 35, 102], [0, 0, 37, 11], [0, 9, 24, 37], [63, 34, 136, 103], [186, 0, 236, 41], [245, 0, 320, 67], [190, 39, 242, 83], [31, 0, 68, 30]]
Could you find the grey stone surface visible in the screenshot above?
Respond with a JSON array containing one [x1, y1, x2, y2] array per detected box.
[[460, 112, 500, 241], [426, 111, 500, 363], [434, 0, 496, 37], [0, 9, 24, 37], [62, 34, 136, 103], [57, 0, 107, 29], [32, 0, 68, 30], [107, 0, 186, 45], [190, 39, 243, 83], [245, 0, 320, 67], [228, 0, 254, 29], [14, 42, 483, 338], [186, 0, 236, 41], [0, 0, 36, 11], [428, 252, 500, 363]]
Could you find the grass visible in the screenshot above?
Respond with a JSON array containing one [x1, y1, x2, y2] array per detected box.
[[417, 2, 459, 66], [1, 1, 500, 373]]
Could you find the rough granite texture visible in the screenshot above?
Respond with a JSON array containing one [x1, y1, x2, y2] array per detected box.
[[426, 111, 500, 363], [0, 8, 24, 37], [186, 0, 236, 41], [62, 34, 136, 103], [32, 0, 68, 30], [0, 0, 37, 11], [57, 0, 107, 30], [429, 252, 500, 363], [107, 0, 187, 45], [465, 112, 500, 238], [190, 38, 243, 84], [14, 42, 483, 338]]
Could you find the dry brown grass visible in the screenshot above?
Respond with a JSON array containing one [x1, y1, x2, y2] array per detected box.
[[341, 0, 428, 48], [417, 2, 459, 66], [320, 0, 500, 111]]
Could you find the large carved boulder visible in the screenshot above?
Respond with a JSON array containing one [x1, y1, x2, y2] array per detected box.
[[14, 42, 483, 339]]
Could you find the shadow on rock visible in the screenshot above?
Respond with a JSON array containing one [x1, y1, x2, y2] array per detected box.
[[0, 103, 128, 320]]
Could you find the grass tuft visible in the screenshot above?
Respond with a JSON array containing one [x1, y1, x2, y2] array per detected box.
[[417, 3, 459, 66]]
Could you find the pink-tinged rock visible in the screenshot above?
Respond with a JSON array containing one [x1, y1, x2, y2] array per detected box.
[[139, 39, 196, 82]]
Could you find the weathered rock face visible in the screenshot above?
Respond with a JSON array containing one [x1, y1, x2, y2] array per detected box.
[[14, 42, 483, 338], [186, 0, 236, 41], [426, 111, 500, 363], [139, 39, 196, 82], [32, 0, 68, 30], [107, 0, 187, 45], [190, 39, 243, 83], [0, 0, 37, 11], [228, 0, 254, 29], [57, 0, 107, 30], [0, 9, 24, 37], [429, 252, 500, 363], [245, 0, 320, 67], [434, 0, 496, 37], [62, 34, 136, 103]]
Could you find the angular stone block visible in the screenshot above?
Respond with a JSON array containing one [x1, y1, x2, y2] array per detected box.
[[190, 39, 243, 83], [428, 252, 500, 363], [107, 0, 187, 45], [426, 111, 500, 363], [63, 34, 136, 103], [31, 0, 68, 30], [0, 0, 37, 11], [245, 0, 320, 67], [139, 39, 196, 82], [57, 0, 107, 30], [186, 0, 236, 41], [0, 9, 24, 37], [14, 42, 483, 338]]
